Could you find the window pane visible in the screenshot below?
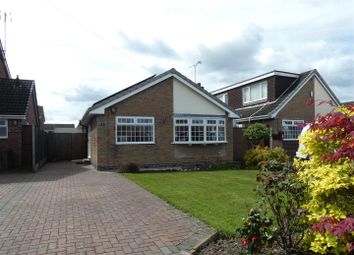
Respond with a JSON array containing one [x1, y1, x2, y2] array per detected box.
[[0, 120, 5, 125], [0, 127, 6, 137], [191, 126, 204, 141], [250, 84, 261, 101], [175, 126, 189, 142], [137, 118, 152, 124], [262, 82, 267, 98], [218, 126, 225, 141], [176, 119, 188, 124], [207, 120, 216, 124], [192, 119, 203, 124], [243, 87, 250, 102], [206, 126, 217, 141]]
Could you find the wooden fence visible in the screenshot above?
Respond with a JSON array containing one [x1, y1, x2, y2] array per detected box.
[[46, 132, 87, 161]]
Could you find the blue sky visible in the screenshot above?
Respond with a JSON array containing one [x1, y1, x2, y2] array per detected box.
[[1, 0, 354, 124]]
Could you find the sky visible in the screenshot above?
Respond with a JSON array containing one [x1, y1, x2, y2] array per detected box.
[[1, 0, 354, 124]]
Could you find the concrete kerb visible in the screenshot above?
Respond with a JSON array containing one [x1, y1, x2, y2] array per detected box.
[[189, 232, 219, 254]]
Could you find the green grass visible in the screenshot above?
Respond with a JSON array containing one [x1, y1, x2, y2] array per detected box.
[[124, 170, 259, 236]]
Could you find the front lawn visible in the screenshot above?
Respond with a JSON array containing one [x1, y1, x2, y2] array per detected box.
[[124, 170, 259, 236]]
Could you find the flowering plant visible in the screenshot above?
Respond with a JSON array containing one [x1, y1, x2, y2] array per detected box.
[[236, 208, 274, 254]]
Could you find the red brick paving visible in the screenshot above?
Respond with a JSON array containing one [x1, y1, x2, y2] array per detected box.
[[0, 162, 214, 254]]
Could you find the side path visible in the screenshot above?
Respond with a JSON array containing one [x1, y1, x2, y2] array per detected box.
[[0, 162, 215, 255]]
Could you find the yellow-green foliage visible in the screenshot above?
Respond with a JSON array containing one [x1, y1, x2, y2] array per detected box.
[[244, 146, 289, 169], [295, 105, 354, 254]]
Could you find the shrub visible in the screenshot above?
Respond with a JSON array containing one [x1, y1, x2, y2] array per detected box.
[[244, 146, 270, 169], [236, 208, 275, 254], [244, 146, 289, 169], [244, 123, 270, 146], [122, 163, 140, 173], [295, 104, 354, 254], [256, 161, 308, 254]]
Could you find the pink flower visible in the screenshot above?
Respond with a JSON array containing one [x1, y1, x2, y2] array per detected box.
[[242, 238, 250, 246]]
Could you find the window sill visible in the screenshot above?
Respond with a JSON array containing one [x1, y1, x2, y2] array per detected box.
[[282, 139, 299, 141], [243, 98, 267, 106], [116, 142, 155, 145], [172, 141, 227, 145]]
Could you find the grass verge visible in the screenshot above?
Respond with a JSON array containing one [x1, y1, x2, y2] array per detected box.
[[124, 170, 259, 236]]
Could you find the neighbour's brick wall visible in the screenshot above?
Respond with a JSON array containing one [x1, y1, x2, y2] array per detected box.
[[90, 77, 233, 170], [234, 78, 315, 159], [0, 94, 39, 169], [0, 120, 22, 168], [268, 76, 298, 101]]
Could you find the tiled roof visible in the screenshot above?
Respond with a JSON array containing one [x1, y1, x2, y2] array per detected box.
[[81, 68, 237, 124], [235, 70, 313, 119], [0, 78, 34, 116]]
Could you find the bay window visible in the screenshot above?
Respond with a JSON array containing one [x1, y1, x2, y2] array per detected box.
[[116, 116, 154, 144], [174, 117, 226, 144]]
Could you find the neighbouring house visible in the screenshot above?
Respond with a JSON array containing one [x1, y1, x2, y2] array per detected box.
[[212, 69, 340, 159], [0, 39, 46, 171], [80, 68, 238, 170], [0, 77, 46, 170], [0, 40, 11, 79]]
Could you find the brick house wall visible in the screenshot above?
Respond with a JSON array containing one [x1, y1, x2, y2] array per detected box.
[[0, 93, 39, 169], [89, 78, 233, 170], [274, 77, 315, 156], [234, 77, 315, 159]]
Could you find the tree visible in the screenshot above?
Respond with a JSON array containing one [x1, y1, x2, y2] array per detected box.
[[244, 123, 270, 146]]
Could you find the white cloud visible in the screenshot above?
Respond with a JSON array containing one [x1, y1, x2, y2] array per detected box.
[[1, 0, 353, 124]]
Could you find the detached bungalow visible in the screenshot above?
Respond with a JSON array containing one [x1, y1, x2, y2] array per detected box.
[[81, 68, 238, 170]]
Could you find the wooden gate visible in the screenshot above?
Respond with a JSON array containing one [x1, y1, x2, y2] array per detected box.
[[47, 133, 87, 161]]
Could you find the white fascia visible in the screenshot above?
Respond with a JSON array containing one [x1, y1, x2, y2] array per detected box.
[[212, 71, 299, 95], [0, 115, 26, 119], [269, 71, 318, 118]]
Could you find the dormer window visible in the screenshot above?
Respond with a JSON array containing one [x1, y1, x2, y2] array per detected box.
[[243, 81, 267, 104], [216, 93, 228, 104]]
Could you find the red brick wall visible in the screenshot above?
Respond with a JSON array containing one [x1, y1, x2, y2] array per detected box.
[[89, 78, 233, 169], [0, 93, 39, 169], [89, 118, 98, 168], [234, 78, 315, 159]]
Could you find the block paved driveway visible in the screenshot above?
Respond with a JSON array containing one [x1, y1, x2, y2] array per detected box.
[[0, 162, 215, 255]]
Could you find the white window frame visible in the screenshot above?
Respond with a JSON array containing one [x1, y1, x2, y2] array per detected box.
[[243, 81, 268, 104], [282, 119, 304, 141], [216, 93, 228, 104], [173, 117, 226, 144], [116, 116, 155, 144], [0, 119, 8, 139]]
